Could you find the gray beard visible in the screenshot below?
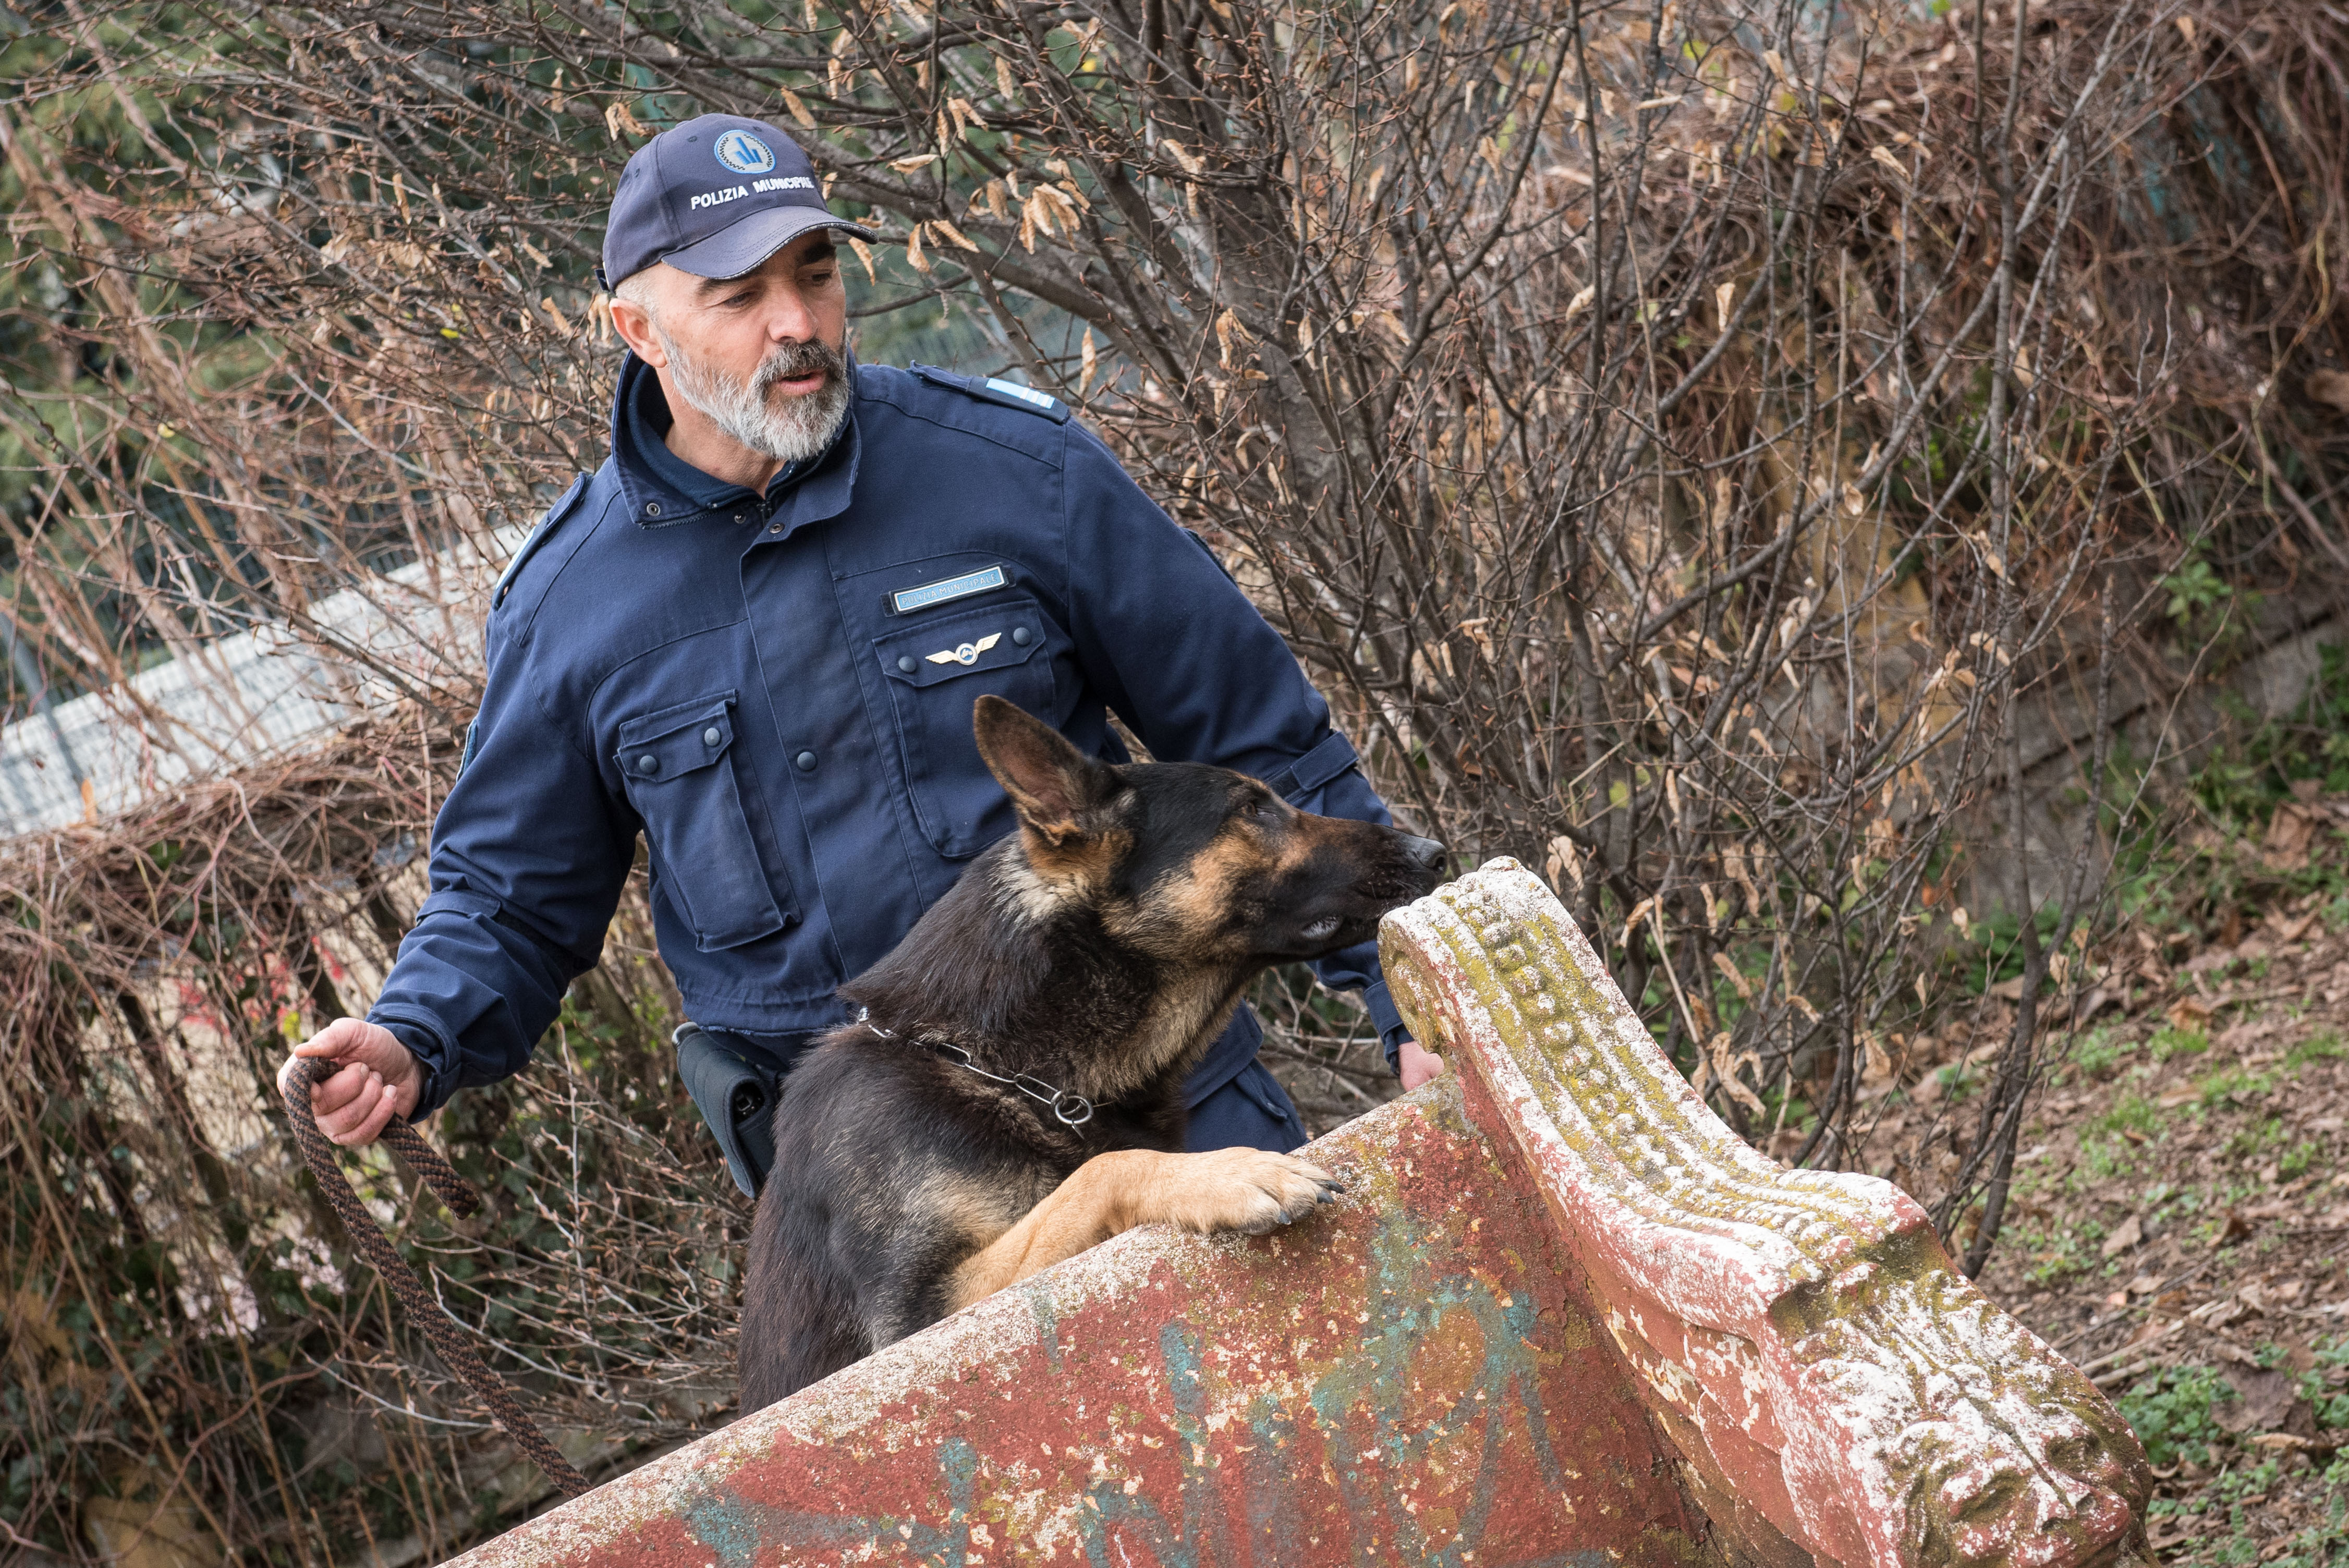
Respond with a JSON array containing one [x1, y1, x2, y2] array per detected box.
[[659, 329, 851, 467]]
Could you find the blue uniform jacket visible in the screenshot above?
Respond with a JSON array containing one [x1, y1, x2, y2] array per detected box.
[[370, 353, 1411, 1121]]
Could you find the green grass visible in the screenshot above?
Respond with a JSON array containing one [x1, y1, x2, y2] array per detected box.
[[2116, 1365, 2229, 1467], [2149, 1457, 2349, 1567], [2010, 1220, 2105, 1286], [2077, 1133, 2146, 1183], [2223, 1116, 2289, 1163], [2292, 1030, 2348, 1070], [2091, 1094, 2163, 1139], [1929, 1061, 1980, 1104], [2075, 1090, 2164, 1182], [2073, 1027, 2138, 1079], [2196, 1065, 2279, 1111], [2152, 1025, 2213, 1063]]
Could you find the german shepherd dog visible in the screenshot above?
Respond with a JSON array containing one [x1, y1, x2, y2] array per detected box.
[[738, 696, 1445, 1410]]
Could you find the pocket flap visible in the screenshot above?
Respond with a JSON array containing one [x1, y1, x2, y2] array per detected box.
[[874, 604, 1047, 689], [616, 692, 738, 783]]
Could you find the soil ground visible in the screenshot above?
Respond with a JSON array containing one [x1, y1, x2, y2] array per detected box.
[[1870, 867, 2349, 1564]]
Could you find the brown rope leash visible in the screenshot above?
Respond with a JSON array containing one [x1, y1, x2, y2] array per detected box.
[[284, 1058, 592, 1501]]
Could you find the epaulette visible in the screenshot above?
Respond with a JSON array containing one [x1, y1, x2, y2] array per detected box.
[[492, 473, 591, 609], [909, 363, 1072, 424]]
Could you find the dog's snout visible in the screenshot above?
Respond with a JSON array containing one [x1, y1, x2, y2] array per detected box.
[[1399, 834, 1446, 872]]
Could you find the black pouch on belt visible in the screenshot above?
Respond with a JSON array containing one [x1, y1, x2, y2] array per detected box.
[[673, 1023, 792, 1199]]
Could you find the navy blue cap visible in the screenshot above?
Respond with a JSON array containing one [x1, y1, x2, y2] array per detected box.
[[601, 114, 877, 288]]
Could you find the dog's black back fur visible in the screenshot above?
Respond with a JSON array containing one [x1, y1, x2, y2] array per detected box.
[[738, 698, 1441, 1410]]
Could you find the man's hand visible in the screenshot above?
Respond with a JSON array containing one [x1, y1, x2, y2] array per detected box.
[[277, 1018, 423, 1148], [1398, 1039, 1445, 1091]]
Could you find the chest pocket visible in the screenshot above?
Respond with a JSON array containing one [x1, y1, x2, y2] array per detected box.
[[615, 693, 793, 951], [873, 599, 1057, 858]]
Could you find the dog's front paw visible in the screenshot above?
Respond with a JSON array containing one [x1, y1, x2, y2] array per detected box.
[[1156, 1149, 1345, 1237]]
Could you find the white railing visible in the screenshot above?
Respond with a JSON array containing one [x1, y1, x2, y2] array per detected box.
[[0, 526, 526, 838]]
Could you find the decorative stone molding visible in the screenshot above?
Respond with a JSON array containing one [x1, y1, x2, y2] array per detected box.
[[1378, 857, 2155, 1568]]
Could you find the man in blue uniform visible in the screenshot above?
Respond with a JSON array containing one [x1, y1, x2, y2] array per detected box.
[[279, 114, 1440, 1197]]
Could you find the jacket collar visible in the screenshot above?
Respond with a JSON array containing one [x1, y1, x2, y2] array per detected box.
[[608, 348, 860, 539]]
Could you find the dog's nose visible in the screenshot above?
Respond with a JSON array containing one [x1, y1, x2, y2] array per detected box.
[[1399, 834, 1446, 872]]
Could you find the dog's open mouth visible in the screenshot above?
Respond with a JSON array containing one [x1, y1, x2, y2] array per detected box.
[[1299, 915, 1343, 941]]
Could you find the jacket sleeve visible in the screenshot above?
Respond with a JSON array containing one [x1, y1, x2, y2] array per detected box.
[[369, 628, 638, 1116], [1060, 426, 1414, 1065]]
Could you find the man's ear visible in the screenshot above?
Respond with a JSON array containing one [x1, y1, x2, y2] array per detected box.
[[605, 264, 676, 366], [972, 695, 1116, 841], [608, 295, 666, 367]]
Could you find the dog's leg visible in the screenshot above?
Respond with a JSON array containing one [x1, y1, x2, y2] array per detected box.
[[946, 1147, 1341, 1309]]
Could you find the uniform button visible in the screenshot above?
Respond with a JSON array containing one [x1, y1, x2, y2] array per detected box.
[[644, 502, 662, 518], [636, 753, 659, 774], [897, 655, 918, 673], [702, 727, 722, 746], [1011, 626, 1032, 647], [795, 750, 818, 771], [732, 513, 745, 524], [768, 521, 783, 534]]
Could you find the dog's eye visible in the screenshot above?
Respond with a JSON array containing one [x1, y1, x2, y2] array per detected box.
[[1250, 798, 1282, 824]]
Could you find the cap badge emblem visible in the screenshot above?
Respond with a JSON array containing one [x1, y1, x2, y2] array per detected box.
[[928, 633, 1002, 666], [713, 129, 777, 175]]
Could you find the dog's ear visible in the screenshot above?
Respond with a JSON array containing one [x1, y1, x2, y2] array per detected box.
[[973, 695, 1117, 841]]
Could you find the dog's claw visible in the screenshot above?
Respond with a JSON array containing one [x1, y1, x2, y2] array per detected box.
[[1167, 1150, 1343, 1237]]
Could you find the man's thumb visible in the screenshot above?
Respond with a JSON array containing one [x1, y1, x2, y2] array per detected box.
[[293, 1017, 357, 1056]]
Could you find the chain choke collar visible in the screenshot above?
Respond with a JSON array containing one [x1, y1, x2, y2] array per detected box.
[[857, 1008, 1096, 1128]]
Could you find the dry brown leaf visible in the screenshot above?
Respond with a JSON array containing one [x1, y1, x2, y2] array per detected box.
[[2213, 1365, 2316, 1438], [1709, 950, 1754, 1000], [1861, 1031, 1894, 1085], [81, 1468, 220, 1568], [2266, 801, 2318, 866], [2308, 369, 2349, 415], [2100, 1213, 2143, 1258], [604, 99, 652, 140]]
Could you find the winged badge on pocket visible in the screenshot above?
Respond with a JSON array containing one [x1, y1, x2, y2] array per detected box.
[[928, 633, 1002, 667]]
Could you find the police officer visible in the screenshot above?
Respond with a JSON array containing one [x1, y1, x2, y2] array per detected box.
[[277, 115, 1442, 1197]]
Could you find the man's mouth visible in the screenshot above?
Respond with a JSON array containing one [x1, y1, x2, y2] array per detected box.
[[765, 368, 830, 399], [751, 343, 841, 402]]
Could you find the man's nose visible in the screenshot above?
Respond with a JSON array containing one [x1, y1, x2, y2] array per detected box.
[[763, 287, 820, 345]]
